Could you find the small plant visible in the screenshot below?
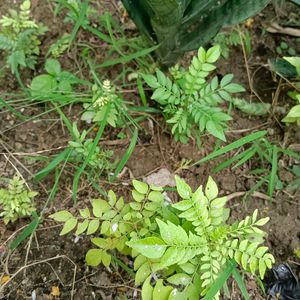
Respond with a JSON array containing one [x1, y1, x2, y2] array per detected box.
[[213, 27, 251, 59], [30, 59, 80, 97], [69, 122, 114, 170], [0, 0, 47, 73], [142, 45, 245, 143], [282, 56, 300, 126], [0, 175, 37, 224], [48, 34, 71, 58], [50, 176, 274, 299], [81, 80, 126, 128], [276, 40, 297, 56]]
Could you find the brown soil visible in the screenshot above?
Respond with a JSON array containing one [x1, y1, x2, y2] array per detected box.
[[0, 1, 299, 300]]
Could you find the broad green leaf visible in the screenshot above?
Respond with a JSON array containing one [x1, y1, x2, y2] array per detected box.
[[132, 190, 145, 202], [206, 45, 221, 63], [45, 59, 61, 76], [175, 176, 192, 199], [101, 251, 111, 267], [127, 237, 167, 259], [87, 219, 100, 235], [205, 176, 218, 200], [167, 273, 191, 286], [133, 180, 149, 194], [206, 120, 226, 141], [91, 237, 108, 249], [30, 74, 57, 96], [172, 200, 192, 211], [92, 199, 110, 217], [168, 289, 188, 300], [142, 276, 154, 300], [79, 208, 90, 218], [153, 280, 173, 300], [142, 73, 160, 88], [49, 210, 73, 222], [135, 262, 151, 285], [60, 218, 77, 235], [255, 217, 269, 226], [148, 191, 164, 203], [75, 219, 89, 236], [86, 249, 102, 266]]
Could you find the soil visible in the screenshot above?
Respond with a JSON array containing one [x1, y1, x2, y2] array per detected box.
[[0, 1, 300, 300]]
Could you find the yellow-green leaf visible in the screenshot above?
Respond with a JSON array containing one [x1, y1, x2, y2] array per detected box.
[[59, 218, 77, 235], [87, 219, 100, 235], [86, 249, 102, 266]]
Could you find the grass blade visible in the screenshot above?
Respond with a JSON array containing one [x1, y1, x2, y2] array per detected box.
[[268, 145, 278, 198], [232, 147, 257, 169], [193, 131, 267, 166], [10, 212, 40, 250], [232, 268, 250, 300], [110, 128, 138, 181], [72, 105, 109, 201], [95, 45, 159, 68], [203, 260, 236, 300], [34, 148, 72, 181]]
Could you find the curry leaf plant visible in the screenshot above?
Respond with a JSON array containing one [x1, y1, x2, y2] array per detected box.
[[0, 0, 47, 73], [49, 176, 274, 300], [0, 175, 38, 224], [142, 45, 245, 143]]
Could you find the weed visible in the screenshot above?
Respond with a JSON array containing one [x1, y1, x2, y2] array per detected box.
[[213, 27, 251, 59], [81, 80, 124, 127], [193, 132, 300, 198], [30, 59, 81, 97], [0, 175, 38, 224], [0, 0, 47, 74], [50, 176, 274, 299]]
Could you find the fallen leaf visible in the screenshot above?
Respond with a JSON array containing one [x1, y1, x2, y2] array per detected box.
[[1, 275, 10, 285], [50, 286, 60, 297]]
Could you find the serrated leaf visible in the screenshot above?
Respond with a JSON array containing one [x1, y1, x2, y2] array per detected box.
[[49, 210, 73, 222], [59, 218, 77, 235]]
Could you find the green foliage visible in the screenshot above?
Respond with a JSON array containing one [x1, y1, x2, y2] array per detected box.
[[81, 80, 126, 128], [0, 0, 47, 73], [30, 59, 80, 97], [69, 122, 114, 170], [48, 34, 71, 58], [213, 27, 251, 59], [282, 56, 300, 126], [142, 45, 245, 143], [50, 176, 274, 299], [0, 175, 37, 224], [195, 135, 300, 198], [121, 0, 270, 65]]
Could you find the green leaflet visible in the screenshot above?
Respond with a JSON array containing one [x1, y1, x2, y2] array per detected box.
[[122, 0, 270, 65]]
